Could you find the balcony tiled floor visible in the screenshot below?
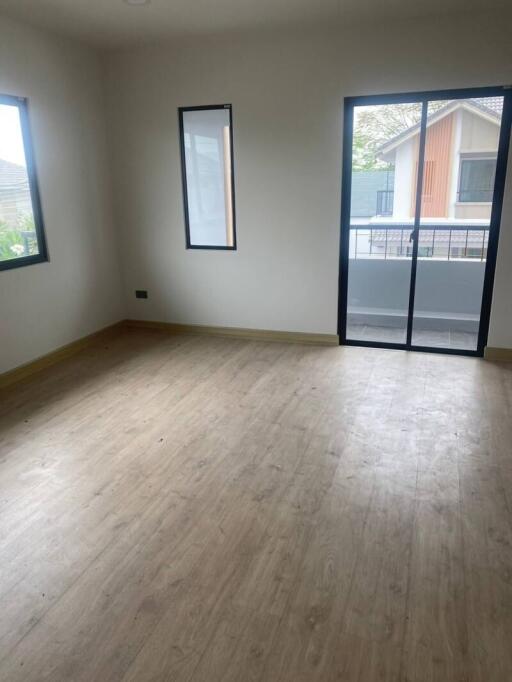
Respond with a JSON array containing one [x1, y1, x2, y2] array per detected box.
[[347, 324, 478, 351]]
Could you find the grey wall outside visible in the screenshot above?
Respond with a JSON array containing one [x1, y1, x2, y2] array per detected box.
[[347, 259, 486, 330]]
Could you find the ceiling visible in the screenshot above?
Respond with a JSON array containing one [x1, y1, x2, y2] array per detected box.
[[0, 0, 509, 49]]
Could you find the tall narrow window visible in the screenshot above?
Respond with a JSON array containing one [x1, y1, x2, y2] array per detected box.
[[0, 94, 47, 271], [179, 104, 236, 249]]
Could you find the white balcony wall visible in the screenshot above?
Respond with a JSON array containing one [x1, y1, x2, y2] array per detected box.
[[347, 258, 485, 331]]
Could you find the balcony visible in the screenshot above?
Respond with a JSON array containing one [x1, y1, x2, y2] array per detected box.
[[346, 222, 488, 349]]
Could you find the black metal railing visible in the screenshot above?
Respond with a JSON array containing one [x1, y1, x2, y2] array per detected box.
[[350, 223, 489, 261], [376, 190, 394, 216]]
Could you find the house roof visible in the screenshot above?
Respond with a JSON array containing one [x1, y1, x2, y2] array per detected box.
[[472, 97, 503, 116], [0, 158, 29, 194], [377, 98, 502, 158]]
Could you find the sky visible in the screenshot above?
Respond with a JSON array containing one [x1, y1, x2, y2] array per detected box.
[[0, 104, 27, 167]]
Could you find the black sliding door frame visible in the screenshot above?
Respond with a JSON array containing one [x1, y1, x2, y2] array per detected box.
[[338, 85, 512, 357]]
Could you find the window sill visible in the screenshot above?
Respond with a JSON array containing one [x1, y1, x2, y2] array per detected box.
[[455, 201, 492, 206]]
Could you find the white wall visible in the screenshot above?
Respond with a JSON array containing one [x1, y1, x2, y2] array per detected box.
[[393, 140, 416, 220], [460, 108, 500, 152], [0, 16, 123, 373], [105, 11, 512, 347], [2, 11, 512, 369], [488, 142, 512, 348], [106, 30, 342, 334]]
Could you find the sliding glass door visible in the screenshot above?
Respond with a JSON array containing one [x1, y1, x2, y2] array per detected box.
[[345, 102, 422, 345], [339, 87, 512, 356]]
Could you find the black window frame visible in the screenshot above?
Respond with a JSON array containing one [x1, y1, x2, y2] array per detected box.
[[178, 103, 237, 251], [0, 93, 48, 272]]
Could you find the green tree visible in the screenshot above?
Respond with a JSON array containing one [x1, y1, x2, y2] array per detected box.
[[0, 214, 37, 260], [352, 101, 446, 171]]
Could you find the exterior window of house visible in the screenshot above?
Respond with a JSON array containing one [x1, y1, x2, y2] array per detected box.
[[179, 104, 236, 249], [0, 94, 47, 271], [458, 155, 497, 203]]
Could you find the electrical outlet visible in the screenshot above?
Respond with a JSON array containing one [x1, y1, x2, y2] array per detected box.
[[135, 290, 148, 299]]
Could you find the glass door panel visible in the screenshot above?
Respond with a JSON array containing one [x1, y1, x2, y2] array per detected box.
[[411, 96, 503, 350], [346, 102, 422, 344]]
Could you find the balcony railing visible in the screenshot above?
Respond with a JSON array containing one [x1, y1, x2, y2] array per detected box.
[[350, 223, 489, 261]]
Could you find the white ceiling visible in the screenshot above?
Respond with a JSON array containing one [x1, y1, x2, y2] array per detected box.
[[0, 0, 509, 49]]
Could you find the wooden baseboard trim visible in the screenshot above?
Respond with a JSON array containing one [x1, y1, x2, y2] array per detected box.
[[123, 319, 339, 346], [0, 319, 338, 390], [0, 321, 124, 390], [484, 346, 512, 362]]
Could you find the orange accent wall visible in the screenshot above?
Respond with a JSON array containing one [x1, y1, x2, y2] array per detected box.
[[411, 112, 454, 218]]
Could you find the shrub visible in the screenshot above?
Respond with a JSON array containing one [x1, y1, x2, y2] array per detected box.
[[0, 218, 37, 260]]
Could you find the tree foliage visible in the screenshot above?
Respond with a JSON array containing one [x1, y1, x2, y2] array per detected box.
[[0, 215, 37, 261], [352, 101, 446, 171]]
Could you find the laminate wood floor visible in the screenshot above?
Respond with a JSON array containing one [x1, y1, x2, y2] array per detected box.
[[1, 328, 512, 681]]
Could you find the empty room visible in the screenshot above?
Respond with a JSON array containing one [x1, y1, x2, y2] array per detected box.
[[1, 0, 512, 680]]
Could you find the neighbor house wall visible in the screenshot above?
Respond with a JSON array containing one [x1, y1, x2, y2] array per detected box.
[[105, 11, 512, 347], [393, 139, 416, 221], [453, 110, 500, 220], [460, 108, 500, 152], [0, 16, 123, 373]]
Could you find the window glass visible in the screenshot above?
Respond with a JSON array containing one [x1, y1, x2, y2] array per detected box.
[[458, 157, 496, 202], [180, 106, 236, 249], [0, 97, 46, 270]]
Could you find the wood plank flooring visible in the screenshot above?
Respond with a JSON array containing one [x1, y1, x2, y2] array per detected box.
[[1, 328, 512, 681]]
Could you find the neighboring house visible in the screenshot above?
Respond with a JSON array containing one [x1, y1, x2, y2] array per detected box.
[[354, 98, 502, 259], [377, 97, 501, 222], [351, 169, 394, 218], [0, 158, 32, 229]]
